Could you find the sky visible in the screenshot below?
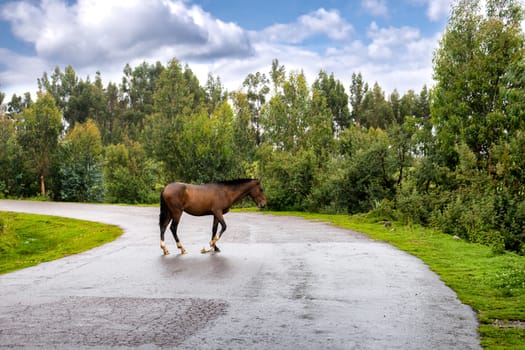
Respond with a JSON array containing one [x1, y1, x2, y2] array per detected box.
[[0, 0, 454, 100]]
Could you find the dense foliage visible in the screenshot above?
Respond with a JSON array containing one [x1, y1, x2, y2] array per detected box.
[[1, 0, 525, 253]]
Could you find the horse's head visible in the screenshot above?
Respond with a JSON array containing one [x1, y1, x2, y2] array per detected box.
[[249, 180, 267, 209]]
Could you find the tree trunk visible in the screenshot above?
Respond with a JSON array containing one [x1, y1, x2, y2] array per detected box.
[[40, 175, 46, 197]]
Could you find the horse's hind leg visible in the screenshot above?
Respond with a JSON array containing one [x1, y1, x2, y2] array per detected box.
[[160, 196, 171, 255], [209, 217, 221, 252], [209, 214, 226, 252], [170, 210, 187, 254]]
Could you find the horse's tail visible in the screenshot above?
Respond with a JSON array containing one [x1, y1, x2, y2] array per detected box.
[[159, 189, 168, 228]]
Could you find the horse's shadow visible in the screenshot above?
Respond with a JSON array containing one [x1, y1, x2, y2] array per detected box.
[[158, 250, 233, 278]]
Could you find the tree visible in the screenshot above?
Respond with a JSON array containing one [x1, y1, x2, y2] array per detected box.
[[153, 59, 204, 120], [432, 0, 525, 169], [242, 71, 270, 145], [205, 73, 226, 115], [349, 72, 368, 125], [16, 92, 62, 196], [0, 113, 25, 197], [270, 58, 286, 93], [38, 65, 79, 121], [121, 61, 164, 115], [118, 61, 165, 142], [230, 91, 257, 161], [309, 83, 336, 158], [325, 126, 396, 213], [360, 82, 393, 129], [390, 89, 401, 124], [389, 117, 417, 186], [57, 119, 104, 202], [65, 75, 106, 127], [166, 104, 239, 183], [6, 93, 32, 116], [145, 59, 240, 182], [104, 140, 157, 203], [312, 71, 350, 132], [262, 70, 311, 152]]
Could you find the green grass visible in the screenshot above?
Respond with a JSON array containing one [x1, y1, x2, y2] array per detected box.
[[0, 211, 122, 274], [262, 211, 525, 350]]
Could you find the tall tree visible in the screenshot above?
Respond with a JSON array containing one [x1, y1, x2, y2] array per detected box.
[[153, 59, 204, 120], [349, 72, 368, 125], [270, 58, 286, 93], [360, 82, 393, 129], [230, 91, 257, 161], [262, 70, 310, 152], [243, 71, 270, 145], [16, 92, 63, 196], [145, 59, 212, 180], [38, 65, 79, 120], [432, 0, 525, 169], [6, 93, 32, 116], [205, 73, 226, 115], [313, 71, 350, 132]]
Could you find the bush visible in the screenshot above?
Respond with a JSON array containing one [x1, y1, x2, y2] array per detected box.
[[396, 188, 433, 225], [104, 143, 159, 204], [261, 149, 316, 211], [367, 198, 397, 222]]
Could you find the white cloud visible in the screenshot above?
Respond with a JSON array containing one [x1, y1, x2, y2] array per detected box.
[[367, 22, 426, 60], [0, 48, 49, 98], [255, 8, 353, 44], [426, 0, 452, 21], [0, 1, 441, 100], [196, 20, 438, 97], [361, 0, 389, 18], [1, 0, 251, 66], [408, 0, 451, 21]]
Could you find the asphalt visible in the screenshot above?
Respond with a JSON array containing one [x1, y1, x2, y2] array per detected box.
[[0, 200, 480, 349]]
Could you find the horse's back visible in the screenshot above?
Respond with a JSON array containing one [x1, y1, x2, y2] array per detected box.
[[163, 182, 219, 216]]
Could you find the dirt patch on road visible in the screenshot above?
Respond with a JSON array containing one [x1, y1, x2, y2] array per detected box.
[[0, 296, 228, 347]]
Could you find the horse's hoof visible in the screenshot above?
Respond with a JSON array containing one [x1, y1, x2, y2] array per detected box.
[[163, 250, 170, 255], [201, 247, 209, 254], [181, 249, 187, 254]]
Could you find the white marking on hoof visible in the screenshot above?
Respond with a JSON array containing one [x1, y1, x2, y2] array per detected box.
[[160, 241, 170, 255], [177, 243, 187, 254]]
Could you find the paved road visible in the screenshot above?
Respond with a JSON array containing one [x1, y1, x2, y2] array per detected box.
[[0, 200, 479, 349]]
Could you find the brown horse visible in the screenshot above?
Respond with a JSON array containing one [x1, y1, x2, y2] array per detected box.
[[159, 179, 267, 255]]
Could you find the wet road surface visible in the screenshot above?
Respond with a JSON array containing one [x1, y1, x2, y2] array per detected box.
[[0, 200, 480, 349]]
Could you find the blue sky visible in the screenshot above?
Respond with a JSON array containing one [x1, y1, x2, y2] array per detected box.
[[0, 0, 453, 100]]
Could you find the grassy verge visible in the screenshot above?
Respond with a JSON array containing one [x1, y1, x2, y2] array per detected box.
[[0, 211, 122, 274], [263, 211, 525, 350]]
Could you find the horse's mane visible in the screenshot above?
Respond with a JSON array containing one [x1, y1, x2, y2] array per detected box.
[[214, 178, 257, 186]]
